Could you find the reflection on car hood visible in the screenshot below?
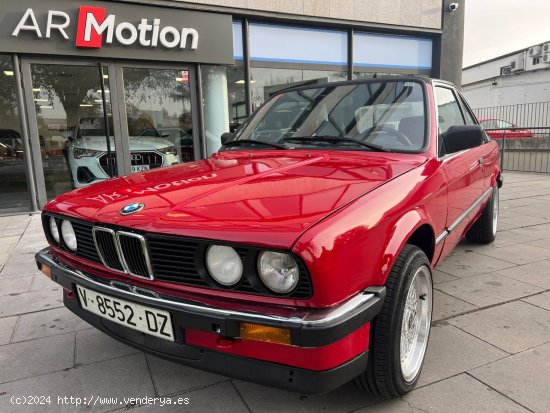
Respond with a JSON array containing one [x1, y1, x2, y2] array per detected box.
[[46, 151, 426, 248], [71, 136, 173, 151]]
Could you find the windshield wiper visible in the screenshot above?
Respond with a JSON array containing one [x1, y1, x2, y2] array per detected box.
[[222, 139, 287, 150], [283, 136, 389, 152]]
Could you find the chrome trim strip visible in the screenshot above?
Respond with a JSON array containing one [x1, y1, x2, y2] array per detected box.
[[435, 187, 493, 245], [447, 187, 493, 233], [116, 231, 155, 280], [92, 227, 127, 275], [37, 248, 382, 328], [439, 150, 465, 163], [435, 231, 448, 245]]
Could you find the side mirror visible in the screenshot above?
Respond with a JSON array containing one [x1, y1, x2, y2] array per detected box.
[[441, 125, 484, 155], [221, 132, 234, 145]]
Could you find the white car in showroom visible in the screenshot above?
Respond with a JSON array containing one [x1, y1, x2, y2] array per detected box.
[[67, 117, 179, 188]]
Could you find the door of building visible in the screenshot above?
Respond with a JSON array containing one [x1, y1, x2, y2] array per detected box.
[[0, 55, 33, 213], [20, 58, 197, 208]]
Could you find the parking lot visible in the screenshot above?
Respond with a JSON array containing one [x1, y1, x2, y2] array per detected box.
[[0, 171, 549, 412]]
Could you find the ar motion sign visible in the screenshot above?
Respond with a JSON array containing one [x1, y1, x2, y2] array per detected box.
[[11, 6, 199, 50]]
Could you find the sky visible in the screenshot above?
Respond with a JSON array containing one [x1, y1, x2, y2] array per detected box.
[[463, 0, 550, 67]]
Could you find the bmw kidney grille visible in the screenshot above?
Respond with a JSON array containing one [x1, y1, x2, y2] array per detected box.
[[92, 227, 154, 280]]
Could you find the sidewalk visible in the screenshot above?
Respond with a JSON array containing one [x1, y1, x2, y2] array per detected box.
[[1, 171, 549, 412]]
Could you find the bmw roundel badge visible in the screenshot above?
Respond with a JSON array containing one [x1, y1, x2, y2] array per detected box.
[[120, 202, 145, 215]]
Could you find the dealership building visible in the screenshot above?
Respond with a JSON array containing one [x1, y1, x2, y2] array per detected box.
[[0, 0, 464, 214]]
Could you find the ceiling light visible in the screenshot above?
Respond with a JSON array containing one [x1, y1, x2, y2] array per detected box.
[[235, 79, 256, 84], [4, 71, 14, 76], [34, 98, 49, 102], [32, 88, 41, 92], [96, 90, 110, 93], [103, 74, 109, 79], [39, 105, 53, 109], [79, 104, 93, 107], [94, 99, 109, 103]]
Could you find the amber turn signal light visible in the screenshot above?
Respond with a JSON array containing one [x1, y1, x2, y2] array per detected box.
[[40, 264, 52, 279], [239, 322, 292, 345]]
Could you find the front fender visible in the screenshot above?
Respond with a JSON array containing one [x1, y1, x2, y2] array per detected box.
[[379, 209, 434, 277], [292, 161, 445, 307]]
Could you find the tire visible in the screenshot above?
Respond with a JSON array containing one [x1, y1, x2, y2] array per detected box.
[[466, 184, 499, 244], [355, 245, 433, 397]]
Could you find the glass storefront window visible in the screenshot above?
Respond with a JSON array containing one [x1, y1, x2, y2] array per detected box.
[[354, 72, 409, 79], [201, 64, 246, 155], [122, 67, 193, 166], [353, 32, 432, 72], [226, 64, 247, 132], [353, 72, 429, 79], [0, 55, 31, 211], [30, 64, 115, 199], [250, 68, 347, 111]]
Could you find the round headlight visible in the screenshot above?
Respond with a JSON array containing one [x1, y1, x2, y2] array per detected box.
[[258, 251, 299, 294], [49, 217, 60, 243], [206, 245, 243, 286], [61, 220, 77, 251]]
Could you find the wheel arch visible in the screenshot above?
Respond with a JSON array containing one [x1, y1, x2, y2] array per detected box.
[[380, 210, 436, 285], [405, 224, 435, 263]]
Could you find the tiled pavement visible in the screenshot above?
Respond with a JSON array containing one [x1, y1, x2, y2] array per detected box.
[[1, 171, 550, 412]]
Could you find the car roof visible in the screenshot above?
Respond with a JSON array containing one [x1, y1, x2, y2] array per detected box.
[[277, 77, 455, 94]]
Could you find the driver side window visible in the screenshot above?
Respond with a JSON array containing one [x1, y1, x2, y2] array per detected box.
[[435, 87, 466, 134]]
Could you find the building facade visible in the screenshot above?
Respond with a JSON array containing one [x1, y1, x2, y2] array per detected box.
[[462, 41, 550, 110], [0, 0, 464, 213]]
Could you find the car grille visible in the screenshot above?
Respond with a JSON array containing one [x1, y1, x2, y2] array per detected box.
[[92, 228, 125, 272], [70, 221, 102, 264], [89, 227, 152, 279], [98, 152, 163, 175], [42, 214, 313, 299]]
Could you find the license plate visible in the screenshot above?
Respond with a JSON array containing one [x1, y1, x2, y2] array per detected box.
[[76, 285, 174, 341], [131, 165, 150, 172]]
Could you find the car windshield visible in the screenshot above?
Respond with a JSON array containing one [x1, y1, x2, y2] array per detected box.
[[232, 80, 426, 152]]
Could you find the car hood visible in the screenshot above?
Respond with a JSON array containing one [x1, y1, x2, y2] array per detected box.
[[46, 151, 426, 248], [71, 136, 173, 151]]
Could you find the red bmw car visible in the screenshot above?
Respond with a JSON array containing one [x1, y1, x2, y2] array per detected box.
[[36, 78, 501, 397]]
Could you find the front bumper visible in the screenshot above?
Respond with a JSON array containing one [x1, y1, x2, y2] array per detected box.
[[36, 247, 385, 393]]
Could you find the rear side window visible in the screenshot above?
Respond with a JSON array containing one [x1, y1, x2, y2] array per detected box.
[[435, 87, 465, 133]]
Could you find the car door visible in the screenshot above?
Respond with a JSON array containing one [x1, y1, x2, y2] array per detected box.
[[457, 93, 499, 193], [436, 86, 485, 256]]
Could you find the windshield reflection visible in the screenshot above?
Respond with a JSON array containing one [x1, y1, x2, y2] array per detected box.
[[233, 80, 426, 153]]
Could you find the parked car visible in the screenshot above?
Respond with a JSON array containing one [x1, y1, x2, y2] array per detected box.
[[36, 78, 501, 397], [67, 117, 179, 188], [0, 142, 9, 160], [479, 118, 535, 139], [0, 129, 25, 159]]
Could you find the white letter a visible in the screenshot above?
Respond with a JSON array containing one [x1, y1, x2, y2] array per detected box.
[[12, 8, 42, 38]]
